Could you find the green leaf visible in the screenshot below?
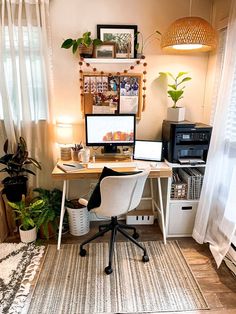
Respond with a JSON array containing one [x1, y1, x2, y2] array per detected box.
[[26, 158, 42, 169], [93, 38, 103, 46], [28, 218, 35, 228], [76, 38, 83, 46], [8, 202, 20, 209], [176, 72, 188, 79], [167, 90, 184, 102], [3, 139, 8, 154], [30, 199, 44, 210], [61, 38, 74, 49], [168, 84, 177, 90], [72, 41, 78, 54], [135, 43, 139, 51], [178, 77, 192, 85]]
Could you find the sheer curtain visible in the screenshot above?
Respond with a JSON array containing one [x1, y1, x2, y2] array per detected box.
[[193, 1, 236, 267], [0, 0, 54, 188]]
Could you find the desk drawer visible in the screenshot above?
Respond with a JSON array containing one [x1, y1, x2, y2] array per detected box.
[[168, 201, 198, 236]]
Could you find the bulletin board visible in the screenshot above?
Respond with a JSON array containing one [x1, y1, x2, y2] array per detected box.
[[81, 72, 143, 119]]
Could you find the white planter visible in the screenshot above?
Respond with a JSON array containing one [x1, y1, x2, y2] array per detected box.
[[19, 226, 37, 243], [167, 107, 185, 122]]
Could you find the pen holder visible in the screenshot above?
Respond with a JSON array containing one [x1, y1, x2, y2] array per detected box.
[[72, 150, 79, 161]]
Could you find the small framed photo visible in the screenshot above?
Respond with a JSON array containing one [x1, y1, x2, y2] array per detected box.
[[94, 42, 116, 59], [97, 24, 138, 58]]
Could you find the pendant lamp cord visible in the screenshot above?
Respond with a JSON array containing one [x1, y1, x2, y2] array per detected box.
[[189, 0, 192, 17]]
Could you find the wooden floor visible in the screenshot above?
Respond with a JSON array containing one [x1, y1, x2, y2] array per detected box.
[[7, 220, 236, 314]]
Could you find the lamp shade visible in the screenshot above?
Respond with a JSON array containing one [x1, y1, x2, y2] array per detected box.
[[56, 123, 73, 144], [161, 16, 217, 52]]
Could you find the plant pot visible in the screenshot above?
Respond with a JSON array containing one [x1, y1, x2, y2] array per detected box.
[[3, 177, 28, 202], [19, 225, 37, 243], [39, 222, 57, 239], [78, 44, 93, 58], [167, 107, 185, 122]]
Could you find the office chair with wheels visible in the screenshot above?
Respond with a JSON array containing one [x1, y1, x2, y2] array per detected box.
[[79, 168, 150, 275]]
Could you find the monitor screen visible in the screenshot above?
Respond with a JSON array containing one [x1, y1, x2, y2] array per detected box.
[[85, 114, 136, 153], [133, 140, 163, 161]]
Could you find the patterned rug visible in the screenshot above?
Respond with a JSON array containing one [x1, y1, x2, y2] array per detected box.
[[28, 241, 208, 313], [0, 243, 45, 314]]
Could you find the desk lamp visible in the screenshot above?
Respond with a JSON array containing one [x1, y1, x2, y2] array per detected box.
[[56, 123, 73, 161]]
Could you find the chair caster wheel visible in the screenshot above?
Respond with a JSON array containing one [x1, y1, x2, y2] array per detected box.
[[132, 232, 139, 239], [99, 227, 105, 235], [80, 248, 87, 257], [105, 266, 113, 275], [142, 255, 149, 263]]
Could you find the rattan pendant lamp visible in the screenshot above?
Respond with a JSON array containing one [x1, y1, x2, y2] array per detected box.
[[161, 0, 217, 52]]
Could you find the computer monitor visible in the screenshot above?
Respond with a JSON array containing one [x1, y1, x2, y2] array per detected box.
[[85, 114, 136, 154]]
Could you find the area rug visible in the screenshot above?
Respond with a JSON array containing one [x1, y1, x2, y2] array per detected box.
[[28, 241, 208, 313], [0, 242, 45, 314]]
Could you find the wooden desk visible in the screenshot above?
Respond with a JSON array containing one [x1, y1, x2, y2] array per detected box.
[[52, 161, 172, 250]]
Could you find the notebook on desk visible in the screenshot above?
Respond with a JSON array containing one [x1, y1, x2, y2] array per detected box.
[[57, 161, 84, 172]]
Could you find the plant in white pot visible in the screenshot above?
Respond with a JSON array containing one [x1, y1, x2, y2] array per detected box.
[[8, 198, 44, 243], [159, 72, 192, 121]]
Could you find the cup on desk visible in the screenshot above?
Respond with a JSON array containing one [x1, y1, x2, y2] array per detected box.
[[79, 148, 90, 163]]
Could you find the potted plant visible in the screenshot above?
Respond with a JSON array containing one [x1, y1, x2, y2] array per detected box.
[[33, 188, 67, 239], [61, 31, 103, 57], [159, 72, 192, 121], [0, 137, 41, 202], [8, 198, 44, 243]]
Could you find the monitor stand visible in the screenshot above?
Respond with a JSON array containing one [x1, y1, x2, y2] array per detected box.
[[102, 145, 120, 154]]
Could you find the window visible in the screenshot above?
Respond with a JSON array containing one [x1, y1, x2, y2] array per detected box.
[[0, 26, 48, 121]]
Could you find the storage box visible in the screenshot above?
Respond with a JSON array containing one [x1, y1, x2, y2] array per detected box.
[[126, 209, 154, 225], [171, 182, 188, 199], [167, 201, 198, 236]]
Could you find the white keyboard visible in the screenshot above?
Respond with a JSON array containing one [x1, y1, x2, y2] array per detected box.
[[87, 162, 137, 169]]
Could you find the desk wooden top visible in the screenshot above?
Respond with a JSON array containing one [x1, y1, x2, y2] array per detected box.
[[52, 161, 172, 180]]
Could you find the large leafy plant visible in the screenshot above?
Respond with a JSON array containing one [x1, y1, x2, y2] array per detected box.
[[33, 188, 66, 239], [0, 137, 41, 184], [61, 31, 103, 54], [8, 198, 44, 231], [159, 72, 192, 108]]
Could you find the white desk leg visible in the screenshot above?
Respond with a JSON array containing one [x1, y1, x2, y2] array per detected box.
[[157, 177, 167, 245], [57, 180, 67, 250], [150, 178, 155, 213]]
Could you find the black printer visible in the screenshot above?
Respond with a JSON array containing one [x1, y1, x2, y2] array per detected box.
[[162, 120, 212, 164]]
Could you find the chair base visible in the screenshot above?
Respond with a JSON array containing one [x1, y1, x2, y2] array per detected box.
[[79, 216, 149, 274]]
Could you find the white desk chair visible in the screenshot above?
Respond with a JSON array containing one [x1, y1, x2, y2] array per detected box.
[[79, 168, 150, 275]]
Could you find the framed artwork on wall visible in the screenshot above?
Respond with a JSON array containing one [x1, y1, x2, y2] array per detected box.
[[97, 24, 138, 58]]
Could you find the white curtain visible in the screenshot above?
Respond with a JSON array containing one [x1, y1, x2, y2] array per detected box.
[[193, 1, 236, 267], [0, 0, 54, 188]]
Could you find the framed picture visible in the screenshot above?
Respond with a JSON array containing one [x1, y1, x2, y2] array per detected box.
[[94, 42, 116, 59], [97, 24, 138, 59]]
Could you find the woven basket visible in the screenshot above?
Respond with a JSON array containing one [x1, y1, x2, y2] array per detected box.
[[67, 205, 90, 236]]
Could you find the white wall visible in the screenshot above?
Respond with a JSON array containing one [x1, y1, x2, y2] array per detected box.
[[50, 0, 213, 142], [49, 0, 216, 199]]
